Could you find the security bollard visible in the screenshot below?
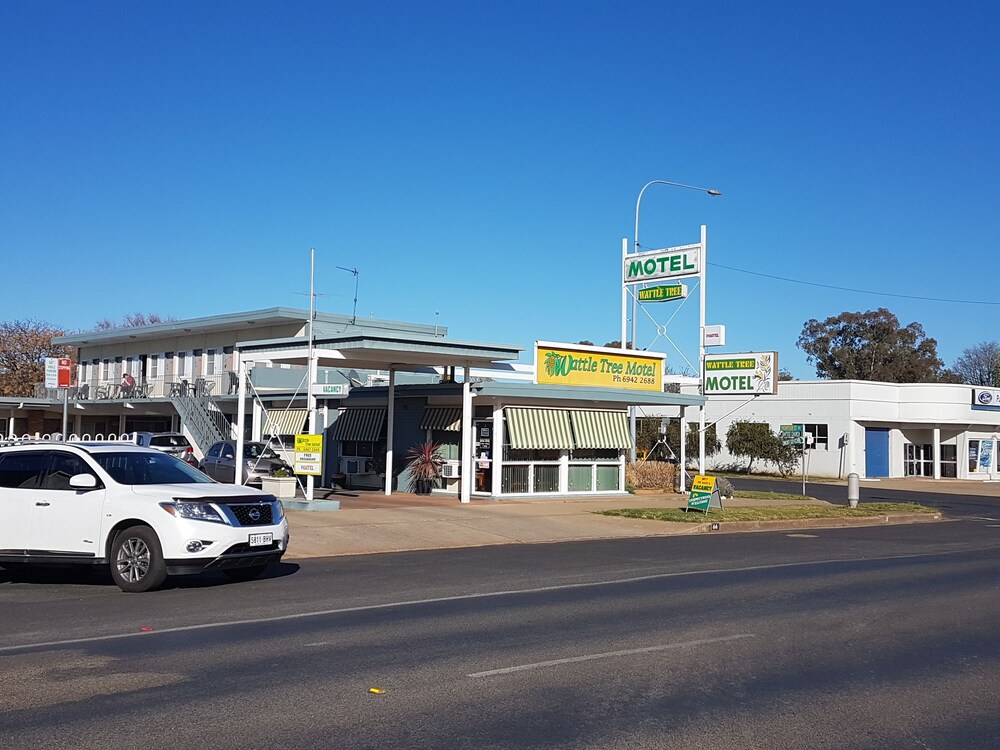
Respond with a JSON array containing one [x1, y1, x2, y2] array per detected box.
[[847, 472, 860, 508]]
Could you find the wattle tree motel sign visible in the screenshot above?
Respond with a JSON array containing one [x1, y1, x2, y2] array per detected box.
[[535, 341, 665, 392]]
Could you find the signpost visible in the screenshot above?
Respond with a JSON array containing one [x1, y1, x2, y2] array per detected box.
[[294, 433, 324, 476], [687, 474, 723, 513], [45, 357, 73, 439], [780, 424, 809, 495]]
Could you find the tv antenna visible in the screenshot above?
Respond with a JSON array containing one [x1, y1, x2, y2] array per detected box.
[[336, 265, 360, 325]]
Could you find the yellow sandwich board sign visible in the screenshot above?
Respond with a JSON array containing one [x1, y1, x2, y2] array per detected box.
[[687, 474, 723, 513]]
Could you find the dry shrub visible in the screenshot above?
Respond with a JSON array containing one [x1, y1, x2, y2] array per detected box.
[[626, 461, 677, 491]]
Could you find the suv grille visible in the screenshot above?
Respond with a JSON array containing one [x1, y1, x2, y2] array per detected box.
[[229, 504, 274, 526]]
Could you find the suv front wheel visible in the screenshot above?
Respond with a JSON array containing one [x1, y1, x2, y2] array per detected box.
[[110, 525, 168, 593]]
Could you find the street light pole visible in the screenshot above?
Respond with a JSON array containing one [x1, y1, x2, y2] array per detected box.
[[626, 180, 721, 465]]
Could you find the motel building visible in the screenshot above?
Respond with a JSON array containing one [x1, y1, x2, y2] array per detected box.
[[1, 309, 701, 503], [650, 377, 1000, 482]]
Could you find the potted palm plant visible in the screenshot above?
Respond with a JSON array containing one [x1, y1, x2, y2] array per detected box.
[[406, 441, 444, 494]]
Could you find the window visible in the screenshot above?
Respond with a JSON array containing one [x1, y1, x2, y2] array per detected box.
[[150, 355, 160, 379], [904, 444, 933, 477], [941, 445, 958, 478], [804, 423, 829, 450], [42, 453, 96, 490], [0, 451, 49, 489], [207, 443, 223, 458], [205, 349, 223, 376]]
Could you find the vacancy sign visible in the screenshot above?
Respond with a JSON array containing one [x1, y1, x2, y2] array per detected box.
[[703, 352, 779, 396], [294, 433, 324, 476], [45, 357, 72, 388]]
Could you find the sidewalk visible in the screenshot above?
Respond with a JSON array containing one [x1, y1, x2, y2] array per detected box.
[[282, 478, 973, 560]]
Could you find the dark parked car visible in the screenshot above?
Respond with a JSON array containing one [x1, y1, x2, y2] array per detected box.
[[199, 441, 291, 485]]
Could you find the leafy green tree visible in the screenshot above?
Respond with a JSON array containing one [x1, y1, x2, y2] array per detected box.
[[952, 341, 1000, 386], [778, 367, 794, 381], [797, 308, 946, 382], [725, 420, 799, 476]]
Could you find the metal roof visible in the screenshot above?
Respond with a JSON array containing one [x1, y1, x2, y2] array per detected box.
[[54, 307, 445, 346], [238, 331, 523, 371]]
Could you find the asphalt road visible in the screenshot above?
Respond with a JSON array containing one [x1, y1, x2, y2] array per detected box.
[[3, 514, 1000, 749], [731, 475, 1000, 519]]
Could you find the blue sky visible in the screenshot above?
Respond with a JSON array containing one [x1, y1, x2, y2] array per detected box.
[[2, 1, 998, 378]]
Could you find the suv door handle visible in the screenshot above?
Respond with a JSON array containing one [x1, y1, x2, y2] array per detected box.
[[35, 501, 51, 507]]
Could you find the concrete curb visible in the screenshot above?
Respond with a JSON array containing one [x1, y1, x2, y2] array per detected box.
[[689, 512, 943, 534]]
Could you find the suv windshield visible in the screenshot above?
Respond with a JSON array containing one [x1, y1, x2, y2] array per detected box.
[[94, 452, 213, 485]]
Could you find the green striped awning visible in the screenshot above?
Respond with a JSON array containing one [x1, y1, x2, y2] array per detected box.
[[570, 410, 631, 450], [263, 408, 308, 436], [505, 408, 575, 450], [420, 407, 463, 432], [332, 408, 386, 442]]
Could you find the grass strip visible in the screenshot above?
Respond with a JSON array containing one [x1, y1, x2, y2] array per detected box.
[[600, 502, 937, 524]]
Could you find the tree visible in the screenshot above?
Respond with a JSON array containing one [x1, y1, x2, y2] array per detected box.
[[797, 308, 946, 383], [952, 341, 1000, 386], [778, 367, 795, 381], [94, 312, 172, 330], [725, 420, 799, 476], [0, 319, 75, 397]]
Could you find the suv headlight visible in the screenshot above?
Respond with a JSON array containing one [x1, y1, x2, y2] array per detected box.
[[160, 501, 229, 524], [273, 499, 285, 523]]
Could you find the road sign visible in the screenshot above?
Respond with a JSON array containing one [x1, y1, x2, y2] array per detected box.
[[294, 433, 324, 476], [780, 424, 804, 445], [44, 357, 72, 389]]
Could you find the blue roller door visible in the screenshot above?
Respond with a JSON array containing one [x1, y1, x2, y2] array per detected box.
[[865, 428, 890, 477]]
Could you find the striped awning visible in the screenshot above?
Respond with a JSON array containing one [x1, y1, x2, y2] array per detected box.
[[420, 407, 463, 432], [262, 409, 308, 436], [332, 408, 386, 442], [570, 410, 631, 450], [505, 408, 575, 450]]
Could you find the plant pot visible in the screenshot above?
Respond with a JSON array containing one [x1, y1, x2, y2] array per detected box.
[[261, 475, 297, 499], [414, 478, 433, 495]]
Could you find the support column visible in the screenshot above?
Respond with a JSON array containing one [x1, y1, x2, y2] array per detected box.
[[385, 369, 395, 496], [235, 358, 248, 485], [679, 407, 687, 493], [933, 427, 941, 479], [698, 223, 707, 475], [491, 402, 504, 497], [460, 366, 473, 503]]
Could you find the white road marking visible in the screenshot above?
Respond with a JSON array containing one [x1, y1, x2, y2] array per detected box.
[[786, 533, 818, 538], [467, 634, 754, 678], [3, 546, 999, 654]]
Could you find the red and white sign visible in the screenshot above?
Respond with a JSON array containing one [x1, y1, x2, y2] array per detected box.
[[44, 357, 73, 389]]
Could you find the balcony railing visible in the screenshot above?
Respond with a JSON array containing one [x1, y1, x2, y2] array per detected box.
[[32, 372, 236, 401]]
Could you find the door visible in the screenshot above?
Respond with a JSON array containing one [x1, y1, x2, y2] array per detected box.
[[201, 442, 227, 481], [0, 451, 48, 554], [29, 451, 105, 556], [865, 428, 890, 478]]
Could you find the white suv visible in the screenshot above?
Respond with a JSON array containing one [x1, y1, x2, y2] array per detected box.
[[0, 441, 289, 592]]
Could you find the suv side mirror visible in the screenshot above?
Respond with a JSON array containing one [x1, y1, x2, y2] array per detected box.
[[223, 451, 235, 460], [69, 474, 98, 490]]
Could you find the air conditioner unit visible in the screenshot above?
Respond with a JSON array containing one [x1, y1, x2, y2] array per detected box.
[[441, 462, 461, 479], [343, 458, 367, 474]]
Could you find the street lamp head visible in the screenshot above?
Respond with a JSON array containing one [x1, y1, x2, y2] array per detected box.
[[707, 189, 722, 197]]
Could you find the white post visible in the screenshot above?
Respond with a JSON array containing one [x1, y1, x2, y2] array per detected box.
[[932, 427, 941, 479], [491, 402, 504, 497], [61, 388, 68, 440], [235, 357, 248, 485], [698, 223, 707, 475], [460, 366, 473, 503], [679, 407, 687, 493], [620, 237, 629, 348], [306, 247, 317, 502], [306, 350, 318, 502], [385, 369, 395, 496]]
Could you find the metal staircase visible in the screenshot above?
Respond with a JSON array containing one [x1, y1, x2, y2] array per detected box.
[[171, 393, 233, 457]]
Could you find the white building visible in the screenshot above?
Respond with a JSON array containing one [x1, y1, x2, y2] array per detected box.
[[650, 380, 1000, 481]]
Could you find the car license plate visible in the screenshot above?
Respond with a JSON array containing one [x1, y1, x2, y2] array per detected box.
[[248, 533, 272, 547]]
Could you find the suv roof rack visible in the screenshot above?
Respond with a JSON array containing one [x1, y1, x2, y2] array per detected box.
[[0, 432, 140, 447]]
